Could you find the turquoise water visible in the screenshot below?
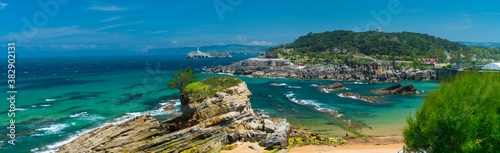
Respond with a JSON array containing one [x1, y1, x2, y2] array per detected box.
[[0, 55, 440, 152]]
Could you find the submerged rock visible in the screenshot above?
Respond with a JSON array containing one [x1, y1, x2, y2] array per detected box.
[[339, 92, 381, 103], [58, 78, 291, 153], [373, 84, 419, 95], [322, 82, 347, 90]]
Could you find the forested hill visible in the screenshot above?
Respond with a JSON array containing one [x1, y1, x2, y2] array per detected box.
[[269, 30, 469, 58]]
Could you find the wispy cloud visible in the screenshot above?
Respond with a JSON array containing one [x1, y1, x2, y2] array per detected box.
[[146, 30, 169, 34], [235, 35, 247, 42], [485, 12, 500, 16], [249, 41, 274, 46], [89, 1, 129, 11], [445, 14, 473, 31], [100, 16, 122, 22], [89, 5, 128, 11], [0, 2, 7, 9]]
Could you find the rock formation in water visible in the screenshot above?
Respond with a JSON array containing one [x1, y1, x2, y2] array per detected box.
[[338, 92, 380, 103], [205, 58, 437, 81], [58, 78, 290, 153], [322, 82, 347, 90], [373, 84, 419, 95]]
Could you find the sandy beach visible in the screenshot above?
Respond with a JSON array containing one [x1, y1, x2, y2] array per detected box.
[[221, 135, 405, 153]]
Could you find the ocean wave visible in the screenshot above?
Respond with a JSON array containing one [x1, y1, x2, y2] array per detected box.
[[270, 83, 286, 86], [287, 86, 302, 89], [36, 104, 181, 152], [284, 92, 337, 113], [15, 108, 28, 111], [33, 124, 69, 137], [41, 104, 51, 107], [70, 112, 88, 118]]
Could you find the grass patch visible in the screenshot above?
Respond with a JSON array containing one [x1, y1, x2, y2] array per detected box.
[[182, 76, 242, 102]]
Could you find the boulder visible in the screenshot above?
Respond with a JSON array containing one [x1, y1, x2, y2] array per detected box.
[[373, 84, 419, 95]]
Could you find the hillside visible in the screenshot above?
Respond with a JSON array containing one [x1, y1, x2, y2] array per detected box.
[[267, 30, 474, 65]]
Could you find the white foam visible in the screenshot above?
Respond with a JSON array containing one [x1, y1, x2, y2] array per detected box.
[[34, 124, 69, 136], [15, 108, 27, 111], [285, 92, 337, 113], [70, 112, 88, 118], [37, 106, 181, 152], [287, 86, 302, 89], [41, 104, 51, 107]]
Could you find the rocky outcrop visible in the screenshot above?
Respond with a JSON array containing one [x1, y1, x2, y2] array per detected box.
[[338, 92, 381, 103], [373, 84, 419, 95], [322, 82, 346, 90], [187, 51, 232, 59], [58, 81, 291, 153], [205, 58, 437, 81]]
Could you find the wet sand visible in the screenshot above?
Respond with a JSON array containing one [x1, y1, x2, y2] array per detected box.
[[222, 135, 405, 153]]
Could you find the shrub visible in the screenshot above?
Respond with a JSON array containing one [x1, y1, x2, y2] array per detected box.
[[403, 72, 500, 152], [182, 76, 242, 102]]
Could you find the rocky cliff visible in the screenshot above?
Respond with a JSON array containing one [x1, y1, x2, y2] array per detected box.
[[58, 78, 291, 153], [205, 58, 437, 82]]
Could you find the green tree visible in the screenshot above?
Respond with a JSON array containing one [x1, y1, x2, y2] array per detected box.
[[168, 66, 199, 91], [403, 72, 500, 152]]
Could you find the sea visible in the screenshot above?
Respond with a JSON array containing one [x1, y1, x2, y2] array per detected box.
[[0, 54, 440, 152]]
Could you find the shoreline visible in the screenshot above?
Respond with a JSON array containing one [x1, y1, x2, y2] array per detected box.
[[222, 135, 405, 153]]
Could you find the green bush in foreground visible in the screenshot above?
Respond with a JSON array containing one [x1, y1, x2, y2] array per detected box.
[[403, 72, 500, 152]]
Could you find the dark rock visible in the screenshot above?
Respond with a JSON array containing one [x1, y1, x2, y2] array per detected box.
[[373, 84, 419, 95]]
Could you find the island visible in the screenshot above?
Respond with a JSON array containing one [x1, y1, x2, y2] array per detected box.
[[187, 47, 232, 59]]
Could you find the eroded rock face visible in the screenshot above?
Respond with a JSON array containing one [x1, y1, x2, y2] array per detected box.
[[58, 82, 291, 153], [373, 84, 419, 95]]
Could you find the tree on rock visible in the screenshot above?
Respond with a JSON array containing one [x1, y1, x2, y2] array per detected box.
[[169, 66, 199, 91], [403, 72, 499, 152]]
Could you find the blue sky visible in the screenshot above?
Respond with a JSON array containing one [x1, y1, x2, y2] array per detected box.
[[1, 0, 500, 52]]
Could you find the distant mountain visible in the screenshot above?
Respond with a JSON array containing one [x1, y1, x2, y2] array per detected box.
[[148, 44, 270, 55], [458, 41, 500, 48]]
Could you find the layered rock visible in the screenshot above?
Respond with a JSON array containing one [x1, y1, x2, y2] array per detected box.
[[338, 92, 381, 103], [58, 80, 291, 153], [205, 58, 437, 81], [373, 84, 419, 95], [322, 82, 346, 90]]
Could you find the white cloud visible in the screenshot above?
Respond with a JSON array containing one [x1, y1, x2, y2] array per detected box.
[[88, 1, 129, 11], [0, 2, 7, 9], [235, 35, 247, 42], [147, 30, 169, 34], [100, 16, 122, 22], [249, 41, 275, 46]]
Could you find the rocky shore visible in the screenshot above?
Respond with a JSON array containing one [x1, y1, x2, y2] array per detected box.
[[58, 80, 291, 152], [205, 58, 437, 82]]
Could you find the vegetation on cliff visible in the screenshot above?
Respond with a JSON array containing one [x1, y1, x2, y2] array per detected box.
[[182, 76, 242, 102], [403, 72, 500, 152], [169, 66, 199, 91], [267, 30, 500, 65]]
